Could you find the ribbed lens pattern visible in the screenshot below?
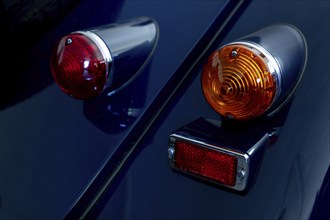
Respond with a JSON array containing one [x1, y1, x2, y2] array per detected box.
[[174, 140, 237, 187], [202, 44, 277, 120], [50, 33, 107, 99]]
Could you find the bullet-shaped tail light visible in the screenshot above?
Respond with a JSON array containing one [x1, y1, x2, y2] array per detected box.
[[168, 117, 269, 192], [50, 17, 159, 99], [202, 24, 307, 120]]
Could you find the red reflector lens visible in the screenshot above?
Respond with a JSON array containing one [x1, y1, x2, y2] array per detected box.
[[50, 33, 108, 99], [174, 140, 237, 186]]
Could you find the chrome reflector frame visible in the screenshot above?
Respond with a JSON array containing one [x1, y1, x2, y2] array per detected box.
[[168, 117, 269, 192]]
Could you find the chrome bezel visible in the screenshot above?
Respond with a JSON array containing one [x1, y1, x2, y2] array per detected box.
[[266, 26, 308, 117], [168, 133, 250, 191]]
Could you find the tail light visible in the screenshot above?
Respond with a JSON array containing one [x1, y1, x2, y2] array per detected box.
[[168, 24, 308, 191], [50, 17, 159, 99], [202, 24, 307, 120]]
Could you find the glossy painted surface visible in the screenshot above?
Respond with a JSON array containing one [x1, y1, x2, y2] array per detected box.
[[96, 0, 330, 219], [0, 0, 233, 219], [0, 0, 329, 220]]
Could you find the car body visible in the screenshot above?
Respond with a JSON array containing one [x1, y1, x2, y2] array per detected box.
[[1, 0, 329, 219]]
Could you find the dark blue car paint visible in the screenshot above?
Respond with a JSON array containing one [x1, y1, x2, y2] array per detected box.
[[1, 0, 239, 218], [97, 1, 330, 219], [65, 1, 248, 218], [0, 0, 329, 219]]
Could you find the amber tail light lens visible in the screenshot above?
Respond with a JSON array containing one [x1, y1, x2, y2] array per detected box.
[[50, 17, 159, 99], [202, 24, 307, 120]]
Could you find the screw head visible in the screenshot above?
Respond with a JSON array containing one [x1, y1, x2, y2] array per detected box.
[[231, 50, 238, 58], [66, 38, 73, 45], [237, 170, 246, 182], [168, 147, 175, 159]]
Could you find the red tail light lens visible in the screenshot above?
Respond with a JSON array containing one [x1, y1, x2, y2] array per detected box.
[[50, 32, 111, 99], [174, 140, 237, 186], [50, 17, 159, 99], [202, 43, 278, 120]]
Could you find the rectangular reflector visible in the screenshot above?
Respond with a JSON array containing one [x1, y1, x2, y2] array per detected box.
[[168, 117, 269, 192], [174, 140, 237, 186]]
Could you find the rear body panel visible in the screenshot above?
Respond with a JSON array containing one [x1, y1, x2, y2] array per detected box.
[[0, 0, 329, 219], [98, 1, 330, 219]]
